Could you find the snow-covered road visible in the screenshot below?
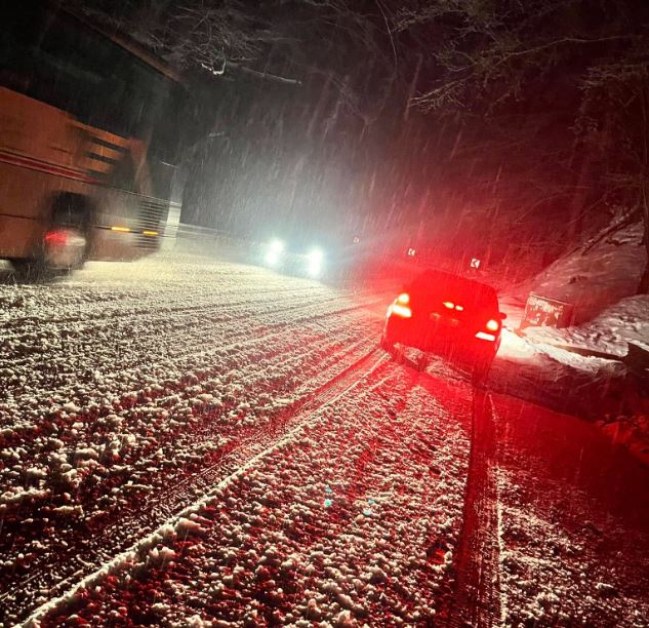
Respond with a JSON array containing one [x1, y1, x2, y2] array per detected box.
[[1, 254, 648, 627]]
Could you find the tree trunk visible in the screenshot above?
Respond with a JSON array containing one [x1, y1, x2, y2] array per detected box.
[[638, 182, 649, 294], [637, 88, 649, 294], [638, 212, 649, 293], [403, 54, 423, 122], [565, 149, 594, 248], [639, 263, 649, 294]]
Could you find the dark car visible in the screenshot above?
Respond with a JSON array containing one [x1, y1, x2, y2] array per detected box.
[[259, 230, 367, 281], [380, 269, 506, 383], [261, 236, 326, 278]]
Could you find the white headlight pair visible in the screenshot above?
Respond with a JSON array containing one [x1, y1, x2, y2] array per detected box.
[[264, 240, 324, 277]]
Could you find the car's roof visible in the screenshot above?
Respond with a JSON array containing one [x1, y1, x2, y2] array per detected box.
[[411, 269, 495, 290], [409, 269, 499, 307]]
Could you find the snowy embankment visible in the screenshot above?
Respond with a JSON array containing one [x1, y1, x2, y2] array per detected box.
[[491, 221, 649, 464]]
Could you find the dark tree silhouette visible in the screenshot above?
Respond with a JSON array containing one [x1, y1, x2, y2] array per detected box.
[[388, 0, 649, 291]]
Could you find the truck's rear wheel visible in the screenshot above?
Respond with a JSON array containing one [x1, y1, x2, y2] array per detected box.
[[46, 194, 91, 272], [10, 195, 91, 281], [10, 227, 88, 281], [42, 227, 88, 272]]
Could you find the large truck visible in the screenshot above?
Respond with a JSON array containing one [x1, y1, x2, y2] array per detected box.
[[0, 1, 184, 276]]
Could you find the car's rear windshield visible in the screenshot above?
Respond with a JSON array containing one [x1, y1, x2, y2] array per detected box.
[[410, 270, 499, 311]]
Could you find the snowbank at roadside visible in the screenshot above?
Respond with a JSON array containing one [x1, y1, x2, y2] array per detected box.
[[494, 220, 649, 464]]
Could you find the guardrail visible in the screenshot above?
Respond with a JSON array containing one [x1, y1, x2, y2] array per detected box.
[[175, 223, 224, 239], [165, 223, 258, 263]]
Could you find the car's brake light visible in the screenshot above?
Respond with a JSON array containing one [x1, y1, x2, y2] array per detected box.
[[476, 319, 499, 341], [388, 303, 412, 318], [486, 319, 500, 332], [443, 301, 466, 311], [442, 301, 464, 312], [388, 293, 412, 318]]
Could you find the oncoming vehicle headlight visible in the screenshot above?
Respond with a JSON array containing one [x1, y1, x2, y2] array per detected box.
[[265, 239, 285, 266], [306, 247, 324, 277]]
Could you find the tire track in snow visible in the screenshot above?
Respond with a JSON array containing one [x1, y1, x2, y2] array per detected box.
[[0, 284, 325, 331], [1, 261, 388, 623], [19, 348, 389, 626], [1, 296, 383, 402], [0, 303, 380, 451], [149, 346, 392, 518], [442, 389, 502, 627], [0, 334, 378, 612], [29, 355, 474, 626], [4, 334, 374, 620]]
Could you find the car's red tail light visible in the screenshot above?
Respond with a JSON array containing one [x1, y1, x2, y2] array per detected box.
[[476, 318, 500, 341], [486, 319, 500, 332], [388, 293, 412, 318], [389, 304, 412, 318]]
